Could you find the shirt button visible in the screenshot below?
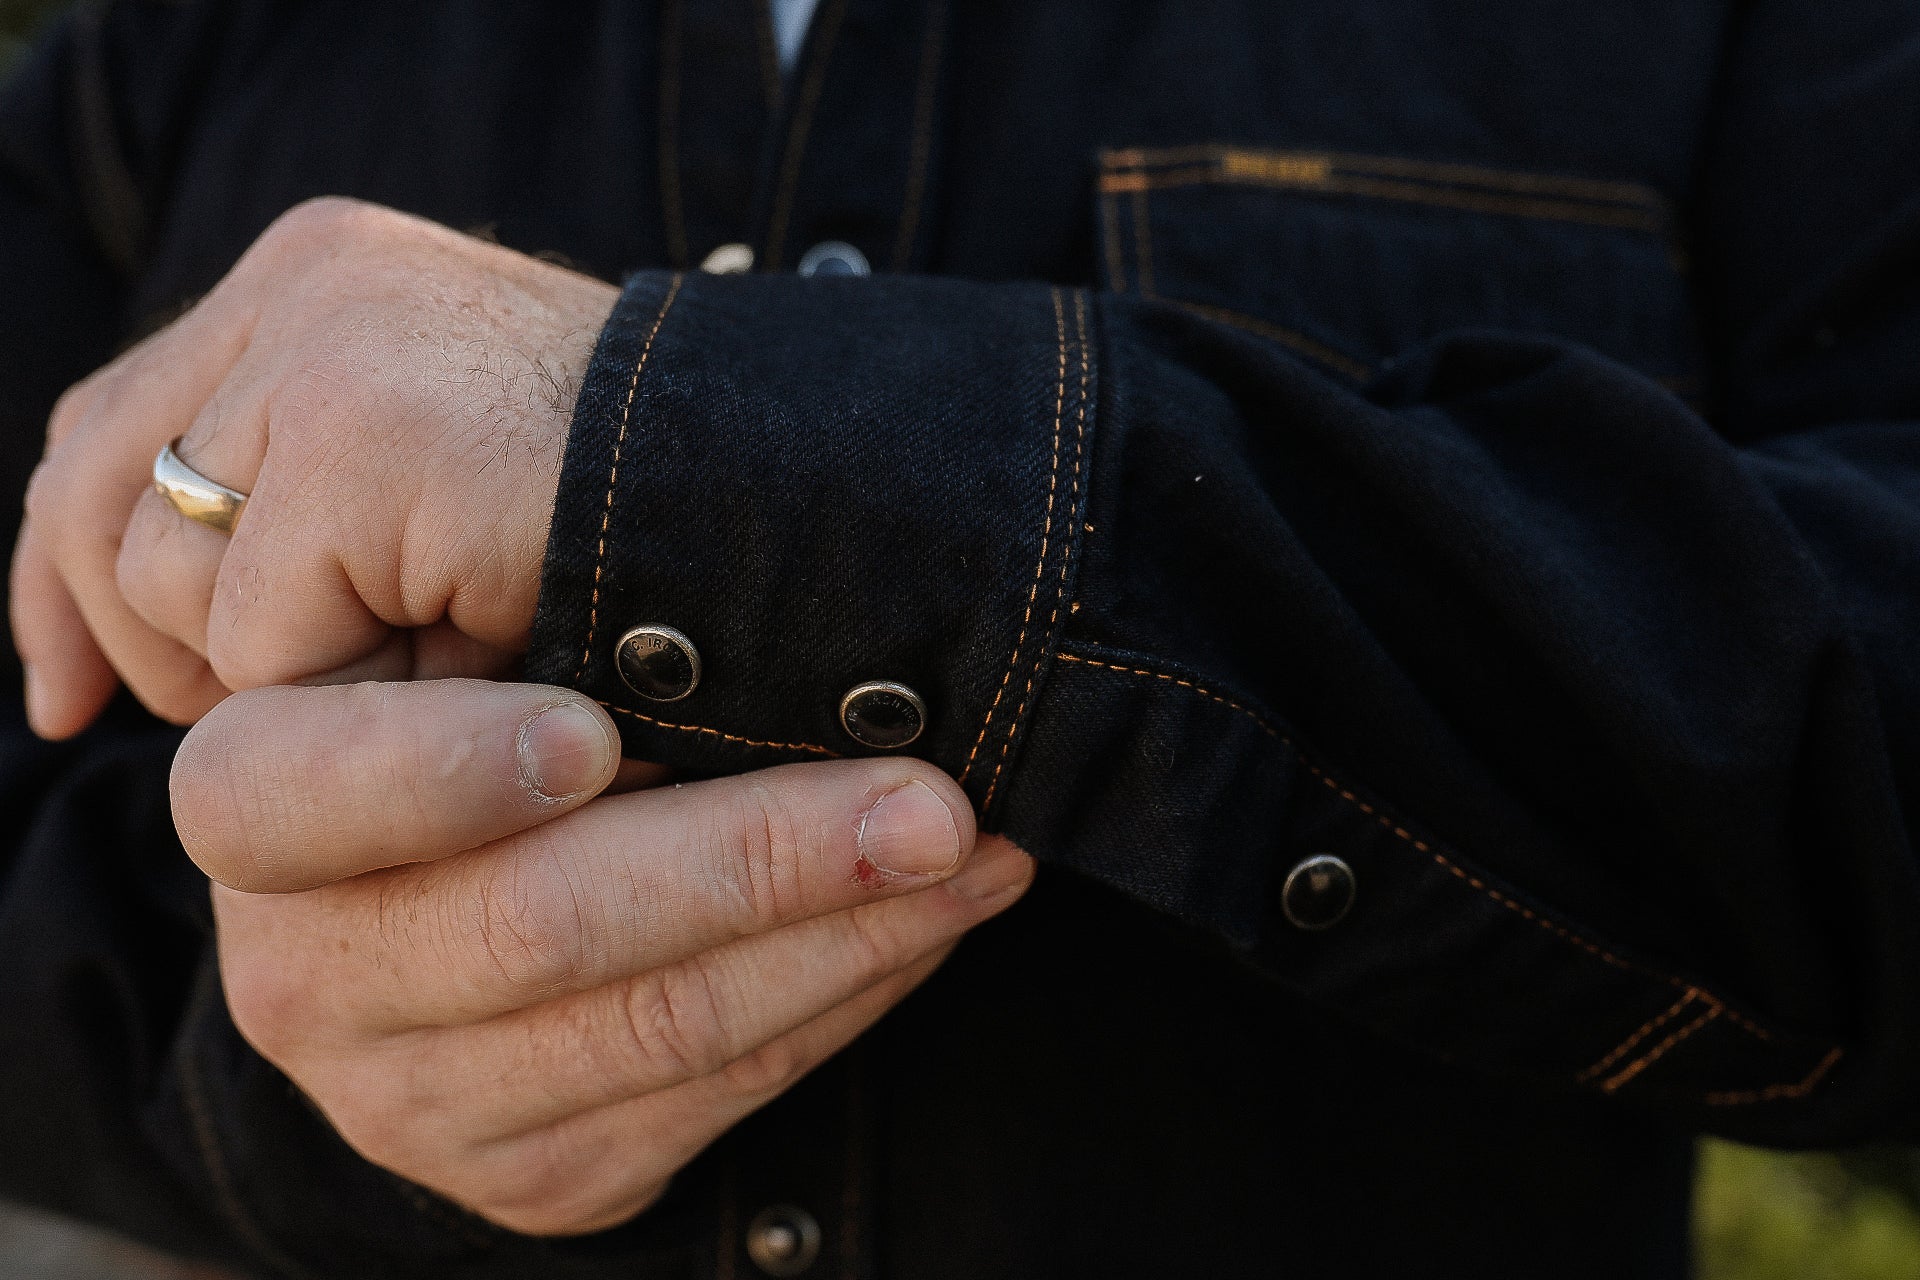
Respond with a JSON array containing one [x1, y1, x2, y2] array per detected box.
[[700, 242, 755, 274], [746, 1204, 821, 1276], [839, 681, 927, 749], [614, 625, 701, 702], [1281, 854, 1356, 930], [796, 240, 871, 277]]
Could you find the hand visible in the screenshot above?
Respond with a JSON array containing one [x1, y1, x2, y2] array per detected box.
[[11, 196, 617, 738], [175, 677, 1034, 1235]]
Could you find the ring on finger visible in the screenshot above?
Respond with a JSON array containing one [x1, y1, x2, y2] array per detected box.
[[153, 438, 249, 535]]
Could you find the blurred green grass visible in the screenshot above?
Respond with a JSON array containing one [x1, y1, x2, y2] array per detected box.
[[3, 5, 1920, 1279], [1699, 1142, 1920, 1280]]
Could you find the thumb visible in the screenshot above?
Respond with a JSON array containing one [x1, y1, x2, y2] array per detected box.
[[172, 679, 632, 893]]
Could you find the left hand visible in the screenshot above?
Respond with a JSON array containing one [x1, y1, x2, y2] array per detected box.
[[10, 196, 619, 738]]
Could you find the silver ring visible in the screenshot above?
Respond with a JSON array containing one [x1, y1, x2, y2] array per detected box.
[[153, 439, 249, 535]]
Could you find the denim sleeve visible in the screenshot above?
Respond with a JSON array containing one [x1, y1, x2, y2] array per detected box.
[[529, 97, 1920, 1148]]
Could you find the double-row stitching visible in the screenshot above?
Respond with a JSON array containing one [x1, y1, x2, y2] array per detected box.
[[960, 288, 1069, 786], [1052, 651, 1807, 1079], [983, 291, 1090, 809], [1577, 989, 1699, 1084], [573, 273, 684, 686], [601, 703, 836, 757], [1101, 145, 1671, 213], [889, 0, 948, 272], [1602, 1003, 1722, 1093]]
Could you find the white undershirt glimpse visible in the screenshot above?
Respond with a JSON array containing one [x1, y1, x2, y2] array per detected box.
[[768, 0, 823, 77]]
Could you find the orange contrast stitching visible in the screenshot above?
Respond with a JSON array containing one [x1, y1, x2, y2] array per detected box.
[[1576, 989, 1699, 1084], [889, 0, 947, 273], [1101, 145, 1670, 210], [1102, 167, 1668, 235], [763, 0, 849, 271], [600, 703, 837, 756], [983, 290, 1090, 809], [573, 273, 684, 685], [1704, 1047, 1845, 1107], [1602, 1003, 1721, 1093], [1051, 651, 1800, 1055], [960, 288, 1069, 786], [1165, 299, 1370, 381]]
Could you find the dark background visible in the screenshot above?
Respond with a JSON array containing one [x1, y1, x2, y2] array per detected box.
[[1, 4, 1917, 1277]]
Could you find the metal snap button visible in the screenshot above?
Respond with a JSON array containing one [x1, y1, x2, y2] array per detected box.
[[700, 242, 755, 274], [839, 681, 926, 749], [796, 240, 871, 277], [746, 1204, 821, 1276], [614, 625, 701, 702], [1281, 854, 1356, 930]]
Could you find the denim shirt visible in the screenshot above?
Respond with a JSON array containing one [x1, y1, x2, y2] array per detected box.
[[1, 1, 1918, 1277]]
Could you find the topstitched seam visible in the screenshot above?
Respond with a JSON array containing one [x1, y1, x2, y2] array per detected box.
[[573, 273, 684, 685], [1101, 167, 1671, 236], [601, 703, 837, 756], [1704, 1047, 1845, 1106], [984, 290, 1090, 809], [1602, 1004, 1722, 1093], [1577, 988, 1699, 1084], [1049, 649, 1823, 1092], [1101, 145, 1671, 210], [959, 288, 1069, 786]]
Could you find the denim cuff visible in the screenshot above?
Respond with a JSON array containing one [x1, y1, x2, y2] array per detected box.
[[527, 269, 1089, 816], [528, 269, 1849, 1136]]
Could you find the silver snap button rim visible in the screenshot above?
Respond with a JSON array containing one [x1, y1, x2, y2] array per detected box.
[[796, 239, 871, 277], [613, 624, 702, 703], [1280, 853, 1356, 931], [838, 680, 927, 749], [746, 1203, 822, 1276]]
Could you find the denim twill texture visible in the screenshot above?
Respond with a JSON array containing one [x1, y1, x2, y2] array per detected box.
[[1, 0, 1919, 1277]]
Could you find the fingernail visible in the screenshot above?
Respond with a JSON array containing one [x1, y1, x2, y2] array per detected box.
[[949, 841, 1035, 903], [518, 702, 616, 800], [857, 779, 962, 876]]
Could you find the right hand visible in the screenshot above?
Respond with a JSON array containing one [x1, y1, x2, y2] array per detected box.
[[174, 678, 1034, 1235]]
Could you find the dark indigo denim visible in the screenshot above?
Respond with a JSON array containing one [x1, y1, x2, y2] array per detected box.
[[1, 0, 1918, 1276]]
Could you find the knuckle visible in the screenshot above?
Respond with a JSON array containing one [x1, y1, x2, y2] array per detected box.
[[45, 370, 105, 450], [620, 962, 728, 1083], [717, 781, 818, 928], [718, 1032, 808, 1100], [218, 951, 311, 1063], [469, 847, 589, 998], [455, 1131, 615, 1237], [260, 195, 380, 256]]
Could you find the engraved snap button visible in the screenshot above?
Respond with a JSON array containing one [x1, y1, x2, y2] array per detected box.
[[615, 625, 701, 702], [747, 1204, 821, 1276], [839, 681, 926, 749], [700, 242, 755, 274], [1281, 854, 1355, 930], [796, 240, 870, 277]]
